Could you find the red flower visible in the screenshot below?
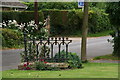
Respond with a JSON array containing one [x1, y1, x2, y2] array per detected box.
[[40, 59, 44, 61], [26, 67, 31, 70], [24, 64, 27, 67], [27, 62, 29, 65], [44, 61, 48, 64]]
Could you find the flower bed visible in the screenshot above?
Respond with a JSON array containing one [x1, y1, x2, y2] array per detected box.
[[19, 50, 82, 70], [18, 62, 69, 70]]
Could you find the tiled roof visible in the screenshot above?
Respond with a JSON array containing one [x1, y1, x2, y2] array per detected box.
[[0, 0, 27, 9]]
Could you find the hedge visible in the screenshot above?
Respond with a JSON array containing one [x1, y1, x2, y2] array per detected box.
[[43, 9, 111, 36], [1, 9, 111, 36], [1, 11, 44, 24], [1, 28, 23, 48], [42, 10, 83, 36]]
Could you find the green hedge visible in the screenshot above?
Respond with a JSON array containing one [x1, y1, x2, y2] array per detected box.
[[1, 9, 111, 36], [1, 11, 44, 23], [42, 10, 83, 36], [43, 9, 111, 36], [1, 29, 23, 48]]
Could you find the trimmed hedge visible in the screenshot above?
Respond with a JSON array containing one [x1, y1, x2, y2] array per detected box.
[[1, 29, 23, 48], [43, 9, 111, 36], [1, 11, 44, 23], [42, 10, 83, 36]]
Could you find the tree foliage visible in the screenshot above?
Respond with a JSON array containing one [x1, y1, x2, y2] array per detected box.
[[106, 2, 120, 57], [106, 2, 120, 27], [23, 2, 78, 10]]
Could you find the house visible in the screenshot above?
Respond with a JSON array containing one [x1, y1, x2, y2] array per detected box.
[[0, 0, 28, 11]]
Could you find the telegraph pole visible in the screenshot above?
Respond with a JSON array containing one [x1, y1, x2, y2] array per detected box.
[[34, 0, 39, 25], [81, 2, 89, 62]]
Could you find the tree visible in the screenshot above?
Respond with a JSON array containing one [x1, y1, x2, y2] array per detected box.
[[81, 2, 89, 62], [106, 2, 120, 57]]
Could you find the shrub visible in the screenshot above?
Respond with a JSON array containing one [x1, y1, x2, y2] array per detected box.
[[20, 45, 50, 62], [34, 61, 47, 70], [89, 7, 111, 33], [1, 10, 111, 36], [43, 9, 111, 36], [54, 50, 82, 68], [0, 33, 6, 47], [33, 60, 60, 70], [106, 2, 120, 57], [43, 10, 83, 36], [2, 20, 19, 30], [108, 27, 120, 57], [112, 36, 120, 57], [1, 28, 23, 48]]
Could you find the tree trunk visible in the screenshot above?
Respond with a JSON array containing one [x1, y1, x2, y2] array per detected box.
[[81, 2, 89, 62]]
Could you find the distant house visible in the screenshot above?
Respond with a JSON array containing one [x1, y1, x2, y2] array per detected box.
[[0, 0, 28, 11]]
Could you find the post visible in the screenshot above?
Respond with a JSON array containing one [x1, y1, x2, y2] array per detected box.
[[23, 27, 28, 62], [34, 0, 39, 25], [81, 2, 89, 62], [45, 16, 50, 34]]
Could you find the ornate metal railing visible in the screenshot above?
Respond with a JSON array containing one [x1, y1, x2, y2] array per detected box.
[[23, 31, 72, 62]]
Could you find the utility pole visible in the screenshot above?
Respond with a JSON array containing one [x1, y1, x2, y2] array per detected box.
[[34, 0, 39, 25], [81, 2, 89, 62]]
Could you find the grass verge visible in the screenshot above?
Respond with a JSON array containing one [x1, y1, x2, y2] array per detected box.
[[53, 30, 112, 37], [2, 63, 118, 78], [87, 30, 113, 37], [1, 44, 24, 50], [93, 54, 120, 60]]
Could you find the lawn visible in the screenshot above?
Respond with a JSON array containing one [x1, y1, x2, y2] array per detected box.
[[2, 63, 118, 78], [54, 30, 112, 37], [93, 54, 120, 60]]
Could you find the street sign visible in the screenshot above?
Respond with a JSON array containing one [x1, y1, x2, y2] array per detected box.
[[78, 0, 84, 8]]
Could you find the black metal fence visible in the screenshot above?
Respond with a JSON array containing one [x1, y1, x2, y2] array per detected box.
[[23, 31, 72, 62]]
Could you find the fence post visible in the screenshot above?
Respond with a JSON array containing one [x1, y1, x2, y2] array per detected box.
[[23, 29, 28, 62]]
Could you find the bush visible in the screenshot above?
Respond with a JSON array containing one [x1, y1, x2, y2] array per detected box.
[[111, 32, 120, 57], [54, 50, 82, 68], [89, 7, 111, 33], [106, 2, 120, 57], [33, 61, 60, 71], [1, 28, 23, 48], [34, 61, 47, 70], [1, 10, 111, 36], [112, 36, 120, 57], [43, 9, 111, 36]]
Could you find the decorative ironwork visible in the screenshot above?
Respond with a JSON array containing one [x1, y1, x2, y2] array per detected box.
[[23, 32, 72, 62]]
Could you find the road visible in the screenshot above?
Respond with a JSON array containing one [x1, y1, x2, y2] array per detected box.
[[1, 36, 113, 71]]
